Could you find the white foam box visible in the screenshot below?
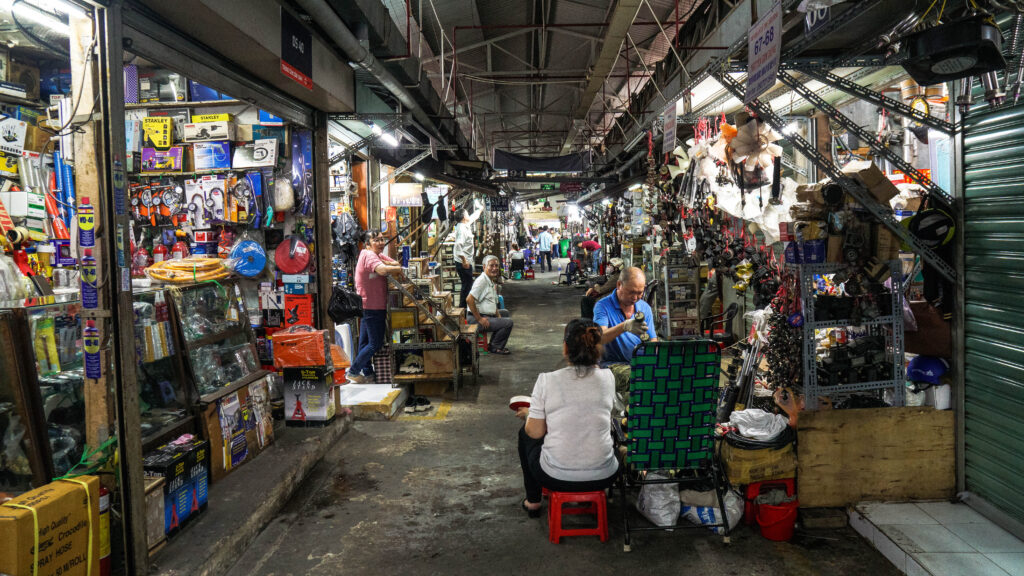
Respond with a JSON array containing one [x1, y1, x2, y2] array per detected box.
[[336, 383, 408, 421], [182, 121, 236, 142]]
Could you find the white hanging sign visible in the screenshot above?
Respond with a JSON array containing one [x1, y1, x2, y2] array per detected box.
[[744, 1, 782, 103]]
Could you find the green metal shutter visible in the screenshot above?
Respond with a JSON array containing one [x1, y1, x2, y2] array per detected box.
[[962, 102, 1024, 527]]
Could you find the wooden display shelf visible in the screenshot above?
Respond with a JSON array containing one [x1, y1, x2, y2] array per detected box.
[[0, 94, 47, 108], [125, 99, 243, 109], [198, 369, 271, 405], [186, 325, 246, 349], [133, 169, 230, 178]]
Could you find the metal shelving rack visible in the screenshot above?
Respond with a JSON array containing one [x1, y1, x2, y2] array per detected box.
[[661, 261, 702, 339], [797, 261, 905, 409]]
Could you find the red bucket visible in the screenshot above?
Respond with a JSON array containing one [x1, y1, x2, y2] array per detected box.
[[756, 500, 799, 541]]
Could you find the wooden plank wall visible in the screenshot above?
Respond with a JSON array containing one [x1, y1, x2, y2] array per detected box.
[[797, 407, 955, 507]]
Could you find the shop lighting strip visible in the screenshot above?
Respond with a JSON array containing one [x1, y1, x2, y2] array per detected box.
[[328, 118, 405, 166], [710, 70, 957, 284], [777, 70, 954, 208], [800, 69, 956, 134]]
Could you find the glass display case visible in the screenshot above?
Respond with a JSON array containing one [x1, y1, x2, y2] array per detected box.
[[168, 281, 265, 403], [133, 289, 194, 449], [0, 295, 88, 485]]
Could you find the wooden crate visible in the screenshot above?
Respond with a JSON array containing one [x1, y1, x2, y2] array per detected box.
[[797, 407, 955, 507], [424, 348, 455, 373], [390, 308, 417, 329]]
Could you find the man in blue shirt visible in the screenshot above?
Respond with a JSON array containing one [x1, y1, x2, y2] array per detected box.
[[537, 227, 554, 272], [593, 267, 658, 397]]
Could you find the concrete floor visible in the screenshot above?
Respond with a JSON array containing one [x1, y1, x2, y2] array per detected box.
[[225, 265, 902, 576]]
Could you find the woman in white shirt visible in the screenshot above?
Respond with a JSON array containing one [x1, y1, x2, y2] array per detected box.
[[516, 318, 619, 517]]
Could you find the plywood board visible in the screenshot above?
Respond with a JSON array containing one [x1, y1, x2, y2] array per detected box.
[[797, 407, 955, 507]]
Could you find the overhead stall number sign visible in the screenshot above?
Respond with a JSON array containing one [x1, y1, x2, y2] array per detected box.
[[744, 1, 782, 103], [281, 8, 313, 90]]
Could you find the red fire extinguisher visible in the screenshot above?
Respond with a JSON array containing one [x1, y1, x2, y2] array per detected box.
[[99, 486, 111, 576], [152, 242, 168, 263]]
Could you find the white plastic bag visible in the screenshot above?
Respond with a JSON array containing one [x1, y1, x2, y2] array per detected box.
[[636, 473, 679, 528], [728, 408, 789, 441], [681, 489, 743, 535]]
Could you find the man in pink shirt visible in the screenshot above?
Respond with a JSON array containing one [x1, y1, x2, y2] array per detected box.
[[349, 230, 404, 383]]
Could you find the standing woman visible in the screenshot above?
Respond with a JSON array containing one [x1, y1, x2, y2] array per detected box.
[[348, 231, 404, 383], [453, 200, 483, 308], [515, 318, 620, 516]]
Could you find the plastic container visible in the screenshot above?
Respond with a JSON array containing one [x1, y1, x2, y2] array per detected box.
[[757, 500, 799, 541]]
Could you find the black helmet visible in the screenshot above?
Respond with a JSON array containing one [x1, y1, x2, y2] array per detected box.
[[909, 207, 954, 248]]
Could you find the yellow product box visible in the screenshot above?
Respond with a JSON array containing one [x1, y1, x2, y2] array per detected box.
[[142, 117, 173, 150], [190, 113, 232, 123], [0, 475, 101, 576]]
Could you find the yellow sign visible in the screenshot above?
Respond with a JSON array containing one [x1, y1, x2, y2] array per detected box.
[[191, 113, 232, 123]]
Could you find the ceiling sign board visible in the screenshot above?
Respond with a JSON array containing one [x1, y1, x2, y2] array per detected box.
[[661, 100, 677, 156], [804, 6, 830, 34], [559, 181, 583, 193], [745, 1, 782, 103], [540, 183, 556, 190], [281, 8, 313, 90]]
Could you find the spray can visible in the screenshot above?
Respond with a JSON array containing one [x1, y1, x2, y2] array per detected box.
[[634, 311, 650, 342], [99, 486, 111, 576], [79, 197, 95, 247], [84, 320, 101, 378], [81, 249, 98, 309]]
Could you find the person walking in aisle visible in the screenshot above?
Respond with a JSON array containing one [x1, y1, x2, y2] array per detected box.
[[453, 201, 483, 308], [349, 231, 405, 383], [467, 255, 514, 355], [537, 226, 553, 272]]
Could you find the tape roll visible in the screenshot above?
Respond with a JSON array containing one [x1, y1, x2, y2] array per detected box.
[[230, 239, 267, 277]]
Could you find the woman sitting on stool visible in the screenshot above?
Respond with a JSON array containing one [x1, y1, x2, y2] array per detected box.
[[516, 318, 620, 517]]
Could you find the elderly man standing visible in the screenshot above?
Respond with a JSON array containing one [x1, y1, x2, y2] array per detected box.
[[467, 255, 514, 355], [592, 267, 658, 395]]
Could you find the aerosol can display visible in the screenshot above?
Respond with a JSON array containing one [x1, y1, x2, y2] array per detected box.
[[81, 249, 98, 309], [84, 320, 101, 379], [78, 197, 95, 247]]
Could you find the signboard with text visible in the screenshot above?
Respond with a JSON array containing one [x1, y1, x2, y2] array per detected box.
[[281, 8, 313, 90], [744, 1, 782, 103], [661, 100, 677, 155]]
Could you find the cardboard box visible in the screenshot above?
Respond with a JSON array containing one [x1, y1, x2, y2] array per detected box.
[[0, 475, 101, 576], [192, 141, 231, 171], [201, 377, 274, 483], [284, 367, 337, 425], [24, 123, 50, 153], [795, 183, 825, 205], [721, 441, 796, 485], [874, 224, 902, 260], [138, 69, 186, 103], [141, 147, 183, 172], [183, 121, 236, 142], [142, 117, 173, 149], [143, 438, 209, 536], [827, 235, 843, 262], [423, 348, 454, 373], [144, 476, 166, 552], [232, 138, 277, 169], [841, 160, 900, 205], [0, 117, 27, 155]]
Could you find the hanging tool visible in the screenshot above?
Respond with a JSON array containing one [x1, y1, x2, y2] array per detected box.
[[957, 76, 975, 116], [981, 71, 1005, 107]]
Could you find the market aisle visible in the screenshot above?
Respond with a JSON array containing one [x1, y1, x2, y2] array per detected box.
[[226, 267, 901, 576]]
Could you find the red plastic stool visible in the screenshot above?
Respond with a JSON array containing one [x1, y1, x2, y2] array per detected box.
[[547, 490, 609, 544], [476, 331, 489, 351]]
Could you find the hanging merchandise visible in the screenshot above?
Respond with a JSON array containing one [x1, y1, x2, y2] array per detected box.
[[275, 235, 311, 274], [84, 320, 102, 379], [81, 248, 98, 309], [291, 128, 314, 216], [79, 197, 96, 247], [229, 238, 268, 278]]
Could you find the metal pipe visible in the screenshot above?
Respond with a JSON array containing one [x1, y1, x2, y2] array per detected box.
[[293, 0, 447, 144]]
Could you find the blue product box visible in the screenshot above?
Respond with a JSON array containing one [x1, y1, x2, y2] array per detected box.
[[284, 283, 308, 295], [258, 109, 285, 126], [188, 80, 233, 102], [193, 141, 231, 171]]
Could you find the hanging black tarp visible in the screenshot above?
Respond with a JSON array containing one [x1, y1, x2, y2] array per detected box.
[[493, 149, 591, 173]]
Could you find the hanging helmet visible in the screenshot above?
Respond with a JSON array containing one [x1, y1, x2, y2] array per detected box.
[[906, 355, 949, 387], [908, 207, 955, 248]]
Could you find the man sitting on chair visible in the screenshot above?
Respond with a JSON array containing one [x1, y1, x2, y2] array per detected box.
[[592, 267, 658, 402], [468, 255, 514, 355]]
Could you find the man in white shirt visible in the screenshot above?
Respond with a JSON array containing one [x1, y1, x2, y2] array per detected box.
[[452, 201, 483, 308], [537, 227, 553, 272], [467, 255, 513, 354]]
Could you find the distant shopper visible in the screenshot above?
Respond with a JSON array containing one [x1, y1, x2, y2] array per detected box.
[[515, 318, 620, 517], [467, 255, 514, 355], [349, 231, 405, 383], [453, 201, 483, 308], [537, 226, 554, 272], [577, 236, 602, 275], [509, 243, 525, 275]]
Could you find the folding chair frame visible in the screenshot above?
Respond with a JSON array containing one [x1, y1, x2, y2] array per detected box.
[[614, 339, 732, 551]]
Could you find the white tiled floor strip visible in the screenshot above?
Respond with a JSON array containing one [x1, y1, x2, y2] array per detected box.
[[851, 501, 1024, 576]]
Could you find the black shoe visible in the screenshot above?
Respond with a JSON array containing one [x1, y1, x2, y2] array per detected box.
[[522, 499, 541, 518], [404, 395, 417, 414], [415, 396, 431, 412]]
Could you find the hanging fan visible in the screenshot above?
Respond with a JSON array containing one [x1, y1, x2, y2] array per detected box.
[[730, 120, 782, 171], [901, 15, 1006, 85]]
